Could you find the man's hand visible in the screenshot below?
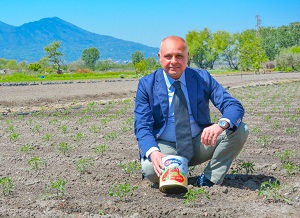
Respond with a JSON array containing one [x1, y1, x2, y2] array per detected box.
[[149, 150, 166, 177], [201, 124, 224, 146]]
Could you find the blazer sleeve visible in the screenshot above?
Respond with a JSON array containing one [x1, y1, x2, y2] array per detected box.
[[134, 78, 159, 159]]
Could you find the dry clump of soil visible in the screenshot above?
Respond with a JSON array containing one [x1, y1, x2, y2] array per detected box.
[[0, 72, 300, 218]]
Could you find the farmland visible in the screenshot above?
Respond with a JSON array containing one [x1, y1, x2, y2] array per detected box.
[[1, 72, 300, 217]]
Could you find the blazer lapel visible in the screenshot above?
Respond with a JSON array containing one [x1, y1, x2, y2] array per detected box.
[[154, 69, 169, 120]]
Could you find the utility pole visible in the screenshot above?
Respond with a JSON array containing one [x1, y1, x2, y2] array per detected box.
[[256, 15, 261, 37]]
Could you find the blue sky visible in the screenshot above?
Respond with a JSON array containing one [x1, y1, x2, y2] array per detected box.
[[1, 0, 299, 47]]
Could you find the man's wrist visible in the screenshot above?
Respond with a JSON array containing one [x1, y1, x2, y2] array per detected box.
[[217, 119, 229, 130]]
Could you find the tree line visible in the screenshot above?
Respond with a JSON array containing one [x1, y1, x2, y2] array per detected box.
[[0, 21, 299, 74]]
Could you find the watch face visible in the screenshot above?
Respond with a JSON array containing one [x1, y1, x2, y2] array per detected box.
[[219, 120, 226, 127]]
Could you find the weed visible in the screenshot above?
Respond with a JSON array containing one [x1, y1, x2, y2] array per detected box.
[[0, 177, 14, 196], [109, 183, 137, 202], [183, 188, 210, 207], [89, 125, 100, 133], [285, 127, 297, 135], [60, 125, 68, 133]]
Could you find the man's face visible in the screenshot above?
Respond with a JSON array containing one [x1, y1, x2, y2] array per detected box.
[[158, 37, 188, 80]]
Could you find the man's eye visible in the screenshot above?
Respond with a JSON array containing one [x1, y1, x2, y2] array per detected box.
[[164, 55, 172, 59], [177, 55, 183, 59]]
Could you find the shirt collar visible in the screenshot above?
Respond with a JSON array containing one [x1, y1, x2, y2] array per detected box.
[[163, 70, 186, 90]]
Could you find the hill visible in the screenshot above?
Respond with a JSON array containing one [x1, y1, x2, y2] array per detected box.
[[0, 17, 158, 63]]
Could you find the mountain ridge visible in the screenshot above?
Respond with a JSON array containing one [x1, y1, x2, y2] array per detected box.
[[0, 17, 158, 63]]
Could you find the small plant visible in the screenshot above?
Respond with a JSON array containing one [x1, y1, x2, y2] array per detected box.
[[89, 125, 100, 133], [258, 180, 291, 204], [109, 183, 137, 202], [28, 156, 46, 170], [56, 142, 71, 155], [232, 160, 255, 175], [119, 160, 141, 175], [104, 131, 118, 140], [8, 132, 20, 141], [42, 133, 53, 141], [50, 178, 67, 199], [19, 144, 35, 154], [251, 127, 261, 135], [71, 132, 84, 141], [0, 176, 14, 196], [183, 188, 210, 207], [76, 157, 94, 174], [60, 125, 68, 133], [94, 144, 107, 155], [285, 127, 297, 135], [256, 135, 270, 147]]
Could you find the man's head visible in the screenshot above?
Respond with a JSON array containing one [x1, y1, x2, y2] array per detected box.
[[158, 36, 189, 80]]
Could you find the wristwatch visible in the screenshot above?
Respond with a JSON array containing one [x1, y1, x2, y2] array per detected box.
[[218, 120, 229, 130]]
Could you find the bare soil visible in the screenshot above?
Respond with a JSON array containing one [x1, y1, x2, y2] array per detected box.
[[1, 72, 300, 218]]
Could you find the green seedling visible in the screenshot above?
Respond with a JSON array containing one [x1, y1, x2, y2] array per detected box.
[[285, 127, 297, 135], [56, 142, 71, 155], [258, 180, 291, 204], [119, 160, 141, 175], [19, 144, 35, 153], [183, 188, 210, 207], [8, 132, 19, 141], [231, 159, 255, 175], [109, 183, 137, 202], [50, 178, 67, 199], [76, 157, 94, 174], [276, 150, 294, 164], [251, 127, 261, 135], [0, 176, 14, 196], [104, 131, 118, 140], [60, 125, 68, 133], [28, 156, 46, 170], [94, 144, 107, 155], [42, 133, 53, 141], [71, 132, 84, 141], [89, 125, 100, 133], [256, 135, 270, 147], [5, 125, 15, 133]]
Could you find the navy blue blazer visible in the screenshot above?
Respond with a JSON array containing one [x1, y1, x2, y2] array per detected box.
[[134, 67, 244, 159]]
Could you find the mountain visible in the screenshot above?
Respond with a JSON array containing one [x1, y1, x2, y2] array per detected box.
[[0, 17, 159, 63]]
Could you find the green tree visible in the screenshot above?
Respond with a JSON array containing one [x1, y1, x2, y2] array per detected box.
[[44, 41, 63, 74], [238, 30, 267, 72], [132, 51, 144, 65], [81, 47, 100, 70], [144, 57, 159, 71], [186, 28, 218, 69], [212, 31, 239, 69], [134, 60, 147, 75]]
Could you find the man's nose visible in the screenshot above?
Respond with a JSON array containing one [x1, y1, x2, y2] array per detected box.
[[170, 56, 177, 63]]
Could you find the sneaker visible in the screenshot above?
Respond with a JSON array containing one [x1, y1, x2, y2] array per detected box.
[[195, 173, 214, 187]]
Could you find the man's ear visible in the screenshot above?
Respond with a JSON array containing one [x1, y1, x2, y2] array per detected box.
[[158, 52, 161, 59]]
